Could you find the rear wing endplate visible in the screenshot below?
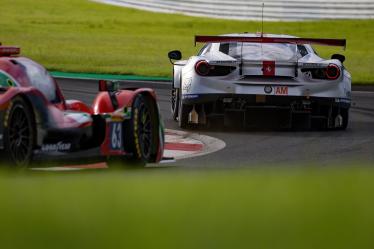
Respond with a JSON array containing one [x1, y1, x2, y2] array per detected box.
[[195, 36, 346, 49]]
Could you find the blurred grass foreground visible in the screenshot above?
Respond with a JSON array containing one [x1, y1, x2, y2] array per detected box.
[[1, 166, 374, 249], [0, 0, 373, 83]]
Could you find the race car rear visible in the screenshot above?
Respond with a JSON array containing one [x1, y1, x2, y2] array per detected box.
[[170, 34, 351, 130]]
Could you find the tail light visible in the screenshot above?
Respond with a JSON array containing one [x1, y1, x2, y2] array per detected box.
[[195, 60, 211, 76], [301, 64, 341, 81], [325, 64, 340, 80], [195, 60, 236, 77]]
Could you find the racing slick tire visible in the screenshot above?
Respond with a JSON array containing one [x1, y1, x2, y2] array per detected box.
[[2, 96, 36, 167], [171, 87, 179, 121], [123, 94, 159, 165], [178, 90, 191, 129]]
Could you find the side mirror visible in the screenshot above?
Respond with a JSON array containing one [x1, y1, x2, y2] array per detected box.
[[168, 50, 182, 62], [99, 80, 120, 92], [331, 54, 345, 63]]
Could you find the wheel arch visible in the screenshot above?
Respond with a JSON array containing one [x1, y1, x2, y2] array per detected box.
[[1, 87, 55, 148], [12, 92, 48, 148], [2, 94, 39, 165]]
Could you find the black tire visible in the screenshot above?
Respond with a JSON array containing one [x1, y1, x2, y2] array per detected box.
[[3, 97, 36, 167], [123, 94, 159, 165], [178, 89, 191, 129], [171, 87, 179, 121], [339, 108, 349, 130]]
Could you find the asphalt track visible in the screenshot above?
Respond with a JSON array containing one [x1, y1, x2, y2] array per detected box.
[[56, 78, 374, 168]]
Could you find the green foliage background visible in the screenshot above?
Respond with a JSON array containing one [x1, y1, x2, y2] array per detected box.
[[0, 0, 373, 83]]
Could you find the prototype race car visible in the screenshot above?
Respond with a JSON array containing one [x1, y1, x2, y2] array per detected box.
[[168, 33, 351, 130], [0, 44, 164, 167]]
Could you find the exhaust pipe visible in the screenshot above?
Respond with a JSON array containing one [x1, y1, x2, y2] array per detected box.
[[189, 105, 199, 124], [335, 114, 343, 127], [188, 105, 207, 125]]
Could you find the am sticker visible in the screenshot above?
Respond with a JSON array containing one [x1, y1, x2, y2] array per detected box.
[[275, 86, 288, 95]]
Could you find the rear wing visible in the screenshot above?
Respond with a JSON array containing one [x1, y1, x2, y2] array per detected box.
[[195, 36, 346, 49], [0, 46, 21, 56]]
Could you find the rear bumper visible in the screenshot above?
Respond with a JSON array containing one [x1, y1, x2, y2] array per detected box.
[[182, 93, 350, 129], [182, 93, 351, 109]]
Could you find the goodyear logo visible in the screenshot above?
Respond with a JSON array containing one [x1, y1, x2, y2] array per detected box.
[[42, 142, 71, 152]]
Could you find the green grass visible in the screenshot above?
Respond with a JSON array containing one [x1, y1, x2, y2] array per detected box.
[[0, 0, 373, 83], [1, 166, 374, 249]]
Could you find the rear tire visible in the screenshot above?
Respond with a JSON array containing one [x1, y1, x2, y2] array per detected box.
[[3, 97, 35, 167], [171, 87, 179, 121], [123, 94, 159, 165], [178, 90, 191, 129], [338, 108, 349, 130]]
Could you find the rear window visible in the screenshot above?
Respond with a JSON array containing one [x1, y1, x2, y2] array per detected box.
[[220, 42, 298, 61], [297, 45, 309, 57], [219, 43, 230, 54], [198, 44, 212, 56]]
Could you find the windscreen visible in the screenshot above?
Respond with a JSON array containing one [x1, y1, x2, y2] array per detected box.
[[221, 42, 298, 61], [17, 58, 61, 103]]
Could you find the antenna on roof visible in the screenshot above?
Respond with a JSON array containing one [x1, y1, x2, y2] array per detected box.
[[261, 3, 264, 37]]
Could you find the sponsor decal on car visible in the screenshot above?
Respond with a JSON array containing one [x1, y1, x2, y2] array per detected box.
[[182, 94, 199, 99], [302, 63, 326, 69], [275, 86, 288, 95], [264, 85, 273, 94], [42, 142, 72, 152], [211, 60, 238, 65], [303, 71, 313, 79], [262, 61, 275, 76], [182, 77, 192, 93]]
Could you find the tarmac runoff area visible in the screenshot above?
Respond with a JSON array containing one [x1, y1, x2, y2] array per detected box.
[[31, 129, 226, 171]]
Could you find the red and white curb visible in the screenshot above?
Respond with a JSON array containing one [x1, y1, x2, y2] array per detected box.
[[31, 129, 225, 171], [163, 129, 225, 161]]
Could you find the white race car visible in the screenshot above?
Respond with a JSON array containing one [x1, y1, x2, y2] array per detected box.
[[168, 33, 351, 130]]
